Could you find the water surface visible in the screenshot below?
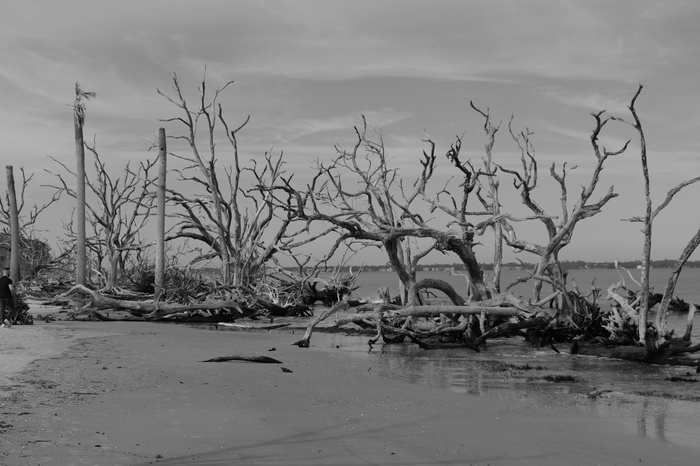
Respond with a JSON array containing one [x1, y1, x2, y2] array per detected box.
[[311, 331, 700, 450]]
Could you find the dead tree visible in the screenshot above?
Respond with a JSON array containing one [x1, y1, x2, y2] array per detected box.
[[272, 118, 559, 347], [5, 167, 20, 281], [469, 103, 503, 293], [47, 144, 157, 291], [154, 128, 167, 300], [1, 168, 61, 235], [0, 167, 61, 280], [614, 85, 700, 345], [158, 73, 296, 288], [270, 116, 493, 304], [72, 83, 96, 287], [498, 109, 629, 310]]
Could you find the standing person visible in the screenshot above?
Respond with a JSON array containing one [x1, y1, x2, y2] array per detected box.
[[0, 268, 14, 327]]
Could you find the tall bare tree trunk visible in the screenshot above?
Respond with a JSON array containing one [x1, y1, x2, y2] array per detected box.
[[73, 83, 95, 286], [629, 87, 651, 345], [155, 128, 167, 300], [5, 166, 20, 283], [208, 163, 231, 284], [75, 108, 87, 286]]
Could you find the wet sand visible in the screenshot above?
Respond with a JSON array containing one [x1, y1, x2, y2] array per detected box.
[[1, 315, 699, 465]]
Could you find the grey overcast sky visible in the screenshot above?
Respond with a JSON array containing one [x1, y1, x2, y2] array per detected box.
[[1, 0, 699, 264]]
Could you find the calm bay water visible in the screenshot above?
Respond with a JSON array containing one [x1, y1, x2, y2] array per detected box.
[[311, 331, 700, 450], [308, 267, 700, 449], [351, 267, 700, 304]]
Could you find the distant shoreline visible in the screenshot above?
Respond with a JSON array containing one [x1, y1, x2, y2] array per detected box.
[[311, 260, 700, 273]]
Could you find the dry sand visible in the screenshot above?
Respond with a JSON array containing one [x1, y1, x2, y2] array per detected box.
[[1, 307, 699, 465]]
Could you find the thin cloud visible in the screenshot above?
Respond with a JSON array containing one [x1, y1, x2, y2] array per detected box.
[[541, 89, 632, 115], [266, 109, 411, 144]]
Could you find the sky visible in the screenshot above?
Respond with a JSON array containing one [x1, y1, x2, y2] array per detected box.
[[1, 0, 700, 267]]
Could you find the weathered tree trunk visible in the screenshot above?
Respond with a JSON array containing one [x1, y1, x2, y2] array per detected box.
[[683, 304, 696, 341], [105, 253, 118, 290], [208, 160, 232, 284], [475, 103, 502, 293], [154, 127, 167, 300], [75, 114, 87, 285], [655, 226, 700, 338], [491, 187, 503, 293], [73, 83, 95, 286], [628, 86, 652, 345], [5, 166, 20, 282], [444, 237, 487, 299], [384, 236, 414, 305]]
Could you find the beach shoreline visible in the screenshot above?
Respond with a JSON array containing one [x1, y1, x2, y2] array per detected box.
[[1, 318, 699, 465]]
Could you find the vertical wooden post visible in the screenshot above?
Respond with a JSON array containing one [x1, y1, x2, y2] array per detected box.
[[74, 85, 89, 286], [5, 165, 19, 285], [5, 166, 20, 283], [154, 128, 167, 300]]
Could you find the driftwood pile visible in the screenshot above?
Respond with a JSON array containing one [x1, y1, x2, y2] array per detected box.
[[44, 276, 700, 369], [52, 284, 311, 322], [294, 278, 700, 369]]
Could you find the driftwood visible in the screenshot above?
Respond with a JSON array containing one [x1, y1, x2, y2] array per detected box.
[[408, 335, 480, 352], [201, 355, 282, 364], [57, 284, 307, 320], [572, 337, 700, 368], [215, 322, 291, 330], [472, 315, 552, 347], [293, 301, 350, 347], [59, 284, 243, 316], [311, 290, 556, 351], [606, 282, 639, 320]]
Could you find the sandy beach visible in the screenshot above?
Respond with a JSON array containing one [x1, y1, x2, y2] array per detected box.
[[1, 310, 700, 465]]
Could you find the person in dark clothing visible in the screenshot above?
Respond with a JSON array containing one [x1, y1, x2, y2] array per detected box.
[[0, 268, 14, 327]]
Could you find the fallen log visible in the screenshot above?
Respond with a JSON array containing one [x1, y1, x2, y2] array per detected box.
[[572, 341, 700, 367], [408, 335, 480, 352], [387, 293, 551, 320], [215, 322, 291, 330], [59, 285, 244, 317], [389, 305, 527, 319], [201, 355, 282, 364], [58, 284, 307, 320]]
